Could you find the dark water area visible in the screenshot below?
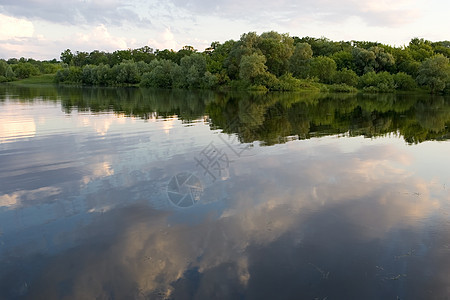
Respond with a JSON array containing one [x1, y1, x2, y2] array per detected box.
[[0, 85, 449, 299]]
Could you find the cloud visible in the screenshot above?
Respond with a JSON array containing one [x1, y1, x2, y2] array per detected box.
[[147, 28, 180, 51], [75, 24, 128, 50], [0, 24, 134, 59], [0, 0, 149, 26], [0, 14, 34, 40], [165, 0, 421, 28]]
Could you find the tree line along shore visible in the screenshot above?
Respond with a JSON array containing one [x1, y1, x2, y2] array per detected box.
[[1, 31, 449, 94]]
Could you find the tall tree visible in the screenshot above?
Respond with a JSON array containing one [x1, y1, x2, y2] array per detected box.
[[309, 56, 337, 83], [289, 43, 313, 78], [60, 49, 74, 65], [257, 31, 294, 76], [239, 53, 268, 84], [416, 54, 450, 93]]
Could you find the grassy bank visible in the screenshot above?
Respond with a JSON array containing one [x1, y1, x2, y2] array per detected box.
[[7, 74, 56, 85], [2, 74, 436, 95]]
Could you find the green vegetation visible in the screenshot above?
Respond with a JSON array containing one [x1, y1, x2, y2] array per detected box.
[[8, 74, 56, 85], [1, 32, 450, 94], [0, 58, 60, 83]]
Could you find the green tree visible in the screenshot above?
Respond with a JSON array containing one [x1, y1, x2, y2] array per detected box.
[[332, 50, 354, 71], [393, 72, 417, 90], [39, 62, 60, 74], [0, 60, 15, 82], [289, 43, 313, 78], [131, 46, 155, 63], [95, 64, 112, 85], [416, 54, 450, 93], [358, 71, 395, 92], [224, 32, 260, 79], [179, 53, 207, 88], [352, 47, 376, 75], [309, 56, 337, 83], [206, 40, 235, 74], [140, 59, 179, 88], [72, 51, 89, 67], [432, 41, 450, 58], [12, 62, 40, 79], [332, 68, 358, 86], [239, 53, 268, 84], [55, 66, 82, 83], [368, 46, 395, 73], [88, 50, 108, 65], [297, 37, 343, 56], [60, 49, 74, 65], [82, 65, 97, 85], [257, 31, 294, 76], [203, 71, 219, 89], [155, 49, 178, 63], [408, 38, 434, 62], [110, 49, 133, 65], [112, 60, 141, 84]]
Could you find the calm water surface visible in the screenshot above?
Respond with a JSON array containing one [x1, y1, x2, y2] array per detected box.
[[0, 85, 449, 299]]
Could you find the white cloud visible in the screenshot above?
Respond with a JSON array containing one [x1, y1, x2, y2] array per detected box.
[[0, 13, 34, 40], [0, 0, 448, 59], [148, 28, 179, 51], [165, 0, 421, 26], [75, 24, 128, 50]]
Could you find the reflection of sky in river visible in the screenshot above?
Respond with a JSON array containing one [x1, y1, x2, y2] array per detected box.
[[0, 97, 449, 299]]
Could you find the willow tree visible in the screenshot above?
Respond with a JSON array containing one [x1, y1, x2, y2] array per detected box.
[[416, 54, 450, 93], [239, 53, 268, 84]]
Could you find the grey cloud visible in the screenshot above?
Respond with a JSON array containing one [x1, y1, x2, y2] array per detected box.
[[0, 0, 150, 26], [165, 0, 419, 28]]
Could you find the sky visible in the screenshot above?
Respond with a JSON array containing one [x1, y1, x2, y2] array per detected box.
[[0, 0, 449, 60]]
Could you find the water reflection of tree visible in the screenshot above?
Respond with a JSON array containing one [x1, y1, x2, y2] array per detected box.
[[0, 84, 449, 144]]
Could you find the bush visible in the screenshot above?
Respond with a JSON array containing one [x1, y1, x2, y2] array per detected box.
[[140, 59, 179, 88], [308, 56, 337, 83], [328, 83, 358, 93], [393, 72, 417, 90], [12, 63, 40, 79], [82, 65, 97, 85], [202, 71, 219, 89], [272, 73, 302, 91], [95, 64, 112, 85], [54, 66, 82, 83], [180, 53, 207, 89], [254, 72, 279, 90], [0, 60, 15, 81], [416, 54, 450, 94], [39, 62, 61, 74], [332, 68, 358, 86], [248, 84, 268, 92], [112, 60, 140, 84], [358, 71, 395, 92]]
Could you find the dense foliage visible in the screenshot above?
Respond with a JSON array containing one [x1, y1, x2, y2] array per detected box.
[[0, 58, 60, 82], [2, 32, 450, 93]]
